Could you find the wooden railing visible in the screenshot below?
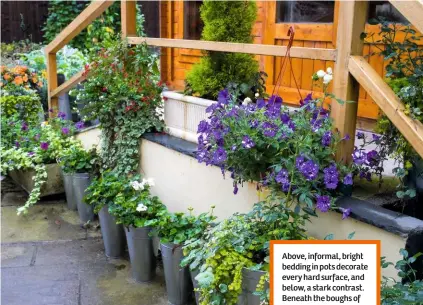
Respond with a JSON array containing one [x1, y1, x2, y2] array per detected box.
[[45, 0, 423, 162]]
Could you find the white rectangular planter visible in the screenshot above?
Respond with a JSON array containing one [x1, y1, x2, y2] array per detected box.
[[163, 91, 214, 144], [9, 163, 64, 197]]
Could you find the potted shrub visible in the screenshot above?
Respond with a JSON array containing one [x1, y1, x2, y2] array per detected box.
[[59, 145, 98, 220], [182, 200, 309, 305], [1, 113, 82, 215], [84, 171, 127, 258], [107, 175, 166, 282], [156, 207, 216, 305]]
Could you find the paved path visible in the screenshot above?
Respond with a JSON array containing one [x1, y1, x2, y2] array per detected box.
[[1, 179, 169, 305]]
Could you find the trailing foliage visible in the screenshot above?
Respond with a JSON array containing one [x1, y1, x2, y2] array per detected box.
[[43, 1, 145, 53], [155, 207, 216, 245], [59, 146, 99, 175], [77, 38, 164, 175], [196, 72, 353, 216], [186, 0, 259, 99]]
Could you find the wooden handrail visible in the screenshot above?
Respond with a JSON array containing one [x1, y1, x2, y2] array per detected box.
[[349, 55, 423, 158], [50, 69, 86, 98], [45, 1, 114, 54], [389, 0, 423, 34], [127, 37, 337, 60]]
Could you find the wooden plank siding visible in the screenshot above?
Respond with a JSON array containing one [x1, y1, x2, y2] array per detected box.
[[159, 0, 423, 122]]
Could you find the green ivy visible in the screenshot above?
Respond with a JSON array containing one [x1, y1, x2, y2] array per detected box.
[[58, 145, 99, 174], [185, 0, 259, 99]]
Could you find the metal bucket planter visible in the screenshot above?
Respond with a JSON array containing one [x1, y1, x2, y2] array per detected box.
[[72, 173, 94, 222], [61, 170, 77, 210], [160, 242, 193, 305], [98, 205, 126, 258], [125, 226, 156, 282], [190, 269, 201, 305], [9, 163, 64, 197], [240, 268, 268, 305]]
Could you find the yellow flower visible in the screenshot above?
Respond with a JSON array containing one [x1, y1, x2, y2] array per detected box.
[[104, 27, 114, 34]]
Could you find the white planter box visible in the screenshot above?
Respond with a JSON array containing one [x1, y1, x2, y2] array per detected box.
[[163, 91, 214, 143]]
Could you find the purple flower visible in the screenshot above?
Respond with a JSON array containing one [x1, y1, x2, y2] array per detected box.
[[21, 122, 28, 131], [27, 152, 35, 157], [40, 142, 49, 150], [287, 121, 296, 131], [249, 120, 259, 128], [61, 127, 70, 135], [213, 147, 227, 164], [75, 121, 85, 130], [225, 108, 238, 118], [359, 170, 372, 181], [275, 169, 289, 184], [256, 98, 266, 109], [262, 172, 274, 186], [340, 207, 352, 220], [366, 150, 379, 167], [300, 93, 313, 107], [342, 133, 351, 141], [48, 108, 54, 113], [343, 173, 353, 185], [197, 120, 209, 133], [231, 145, 237, 151], [280, 113, 290, 124], [57, 111, 66, 119], [242, 135, 255, 149], [322, 131, 332, 146], [323, 164, 339, 190], [261, 122, 278, 137], [233, 183, 238, 195], [15, 141, 20, 148], [352, 149, 367, 166], [296, 155, 305, 169], [281, 182, 290, 192], [357, 131, 365, 139], [268, 95, 282, 109], [217, 89, 230, 105], [372, 134, 381, 141], [299, 160, 319, 181], [316, 195, 331, 212], [206, 103, 220, 113]]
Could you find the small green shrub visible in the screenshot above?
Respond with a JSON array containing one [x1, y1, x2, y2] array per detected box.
[[186, 0, 259, 99], [0, 94, 42, 124]]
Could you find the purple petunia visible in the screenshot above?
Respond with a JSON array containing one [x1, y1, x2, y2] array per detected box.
[[352, 149, 367, 166], [75, 121, 85, 130], [233, 183, 238, 195], [299, 160, 319, 181], [300, 93, 313, 108], [357, 131, 365, 139], [323, 164, 339, 190], [342, 133, 351, 141], [261, 122, 278, 137], [61, 127, 70, 135], [322, 131, 332, 146], [316, 195, 331, 212], [21, 122, 28, 131], [197, 120, 210, 133], [296, 154, 305, 169], [264, 95, 283, 119], [256, 98, 266, 109], [57, 111, 66, 119], [343, 173, 353, 185], [372, 133, 381, 141], [40, 142, 49, 150], [242, 135, 255, 149], [213, 147, 227, 164], [15, 141, 20, 148], [249, 120, 259, 128], [280, 113, 290, 124], [217, 89, 230, 105], [275, 169, 289, 184], [206, 103, 221, 114], [340, 207, 352, 220], [366, 150, 379, 167], [27, 152, 35, 157]]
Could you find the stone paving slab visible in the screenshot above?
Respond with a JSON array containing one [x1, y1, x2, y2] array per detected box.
[[1, 243, 36, 268]]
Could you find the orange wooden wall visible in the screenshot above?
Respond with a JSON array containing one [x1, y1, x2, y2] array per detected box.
[[159, 0, 420, 122]]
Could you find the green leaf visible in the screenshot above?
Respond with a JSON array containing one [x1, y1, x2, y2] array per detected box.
[[347, 232, 356, 240]]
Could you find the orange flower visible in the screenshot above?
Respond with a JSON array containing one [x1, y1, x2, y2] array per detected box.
[[13, 66, 28, 75], [32, 76, 38, 83], [3, 73, 11, 80], [38, 81, 43, 87], [23, 74, 28, 82], [14, 76, 23, 85], [0, 66, 6, 73]]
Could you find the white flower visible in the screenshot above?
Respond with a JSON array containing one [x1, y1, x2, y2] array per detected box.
[[316, 70, 326, 78], [142, 178, 155, 187], [242, 97, 252, 106], [130, 181, 144, 191], [255, 92, 260, 98], [136, 203, 148, 212], [41, 121, 48, 128], [323, 73, 333, 85], [326, 67, 333, 75]]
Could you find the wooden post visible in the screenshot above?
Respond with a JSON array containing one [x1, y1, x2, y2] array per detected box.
[[121, 0, 137, 37], [331, 1, 369, 163], [46, 52, 58, 117]]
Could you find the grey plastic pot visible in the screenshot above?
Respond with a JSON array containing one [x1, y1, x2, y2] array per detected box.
[[61, 171, 77, 210], [125, 226, 156, 282], [240, 268, 268, 305], [190, 269, 200, 305], [72, 173, 94, 223], [98, 205, 126, 258], [160, 242, 193, 305]]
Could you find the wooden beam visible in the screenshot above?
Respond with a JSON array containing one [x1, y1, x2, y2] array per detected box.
[[127, 37, 337, 60], [45, 1, 114, 54], [121, 0, 137, 37], [51, 70, 86, 98], [46, 53, 58, 117], [349, 56, 423, 158], [390, 0, 423, 34], [331, 1, 368, 163]]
